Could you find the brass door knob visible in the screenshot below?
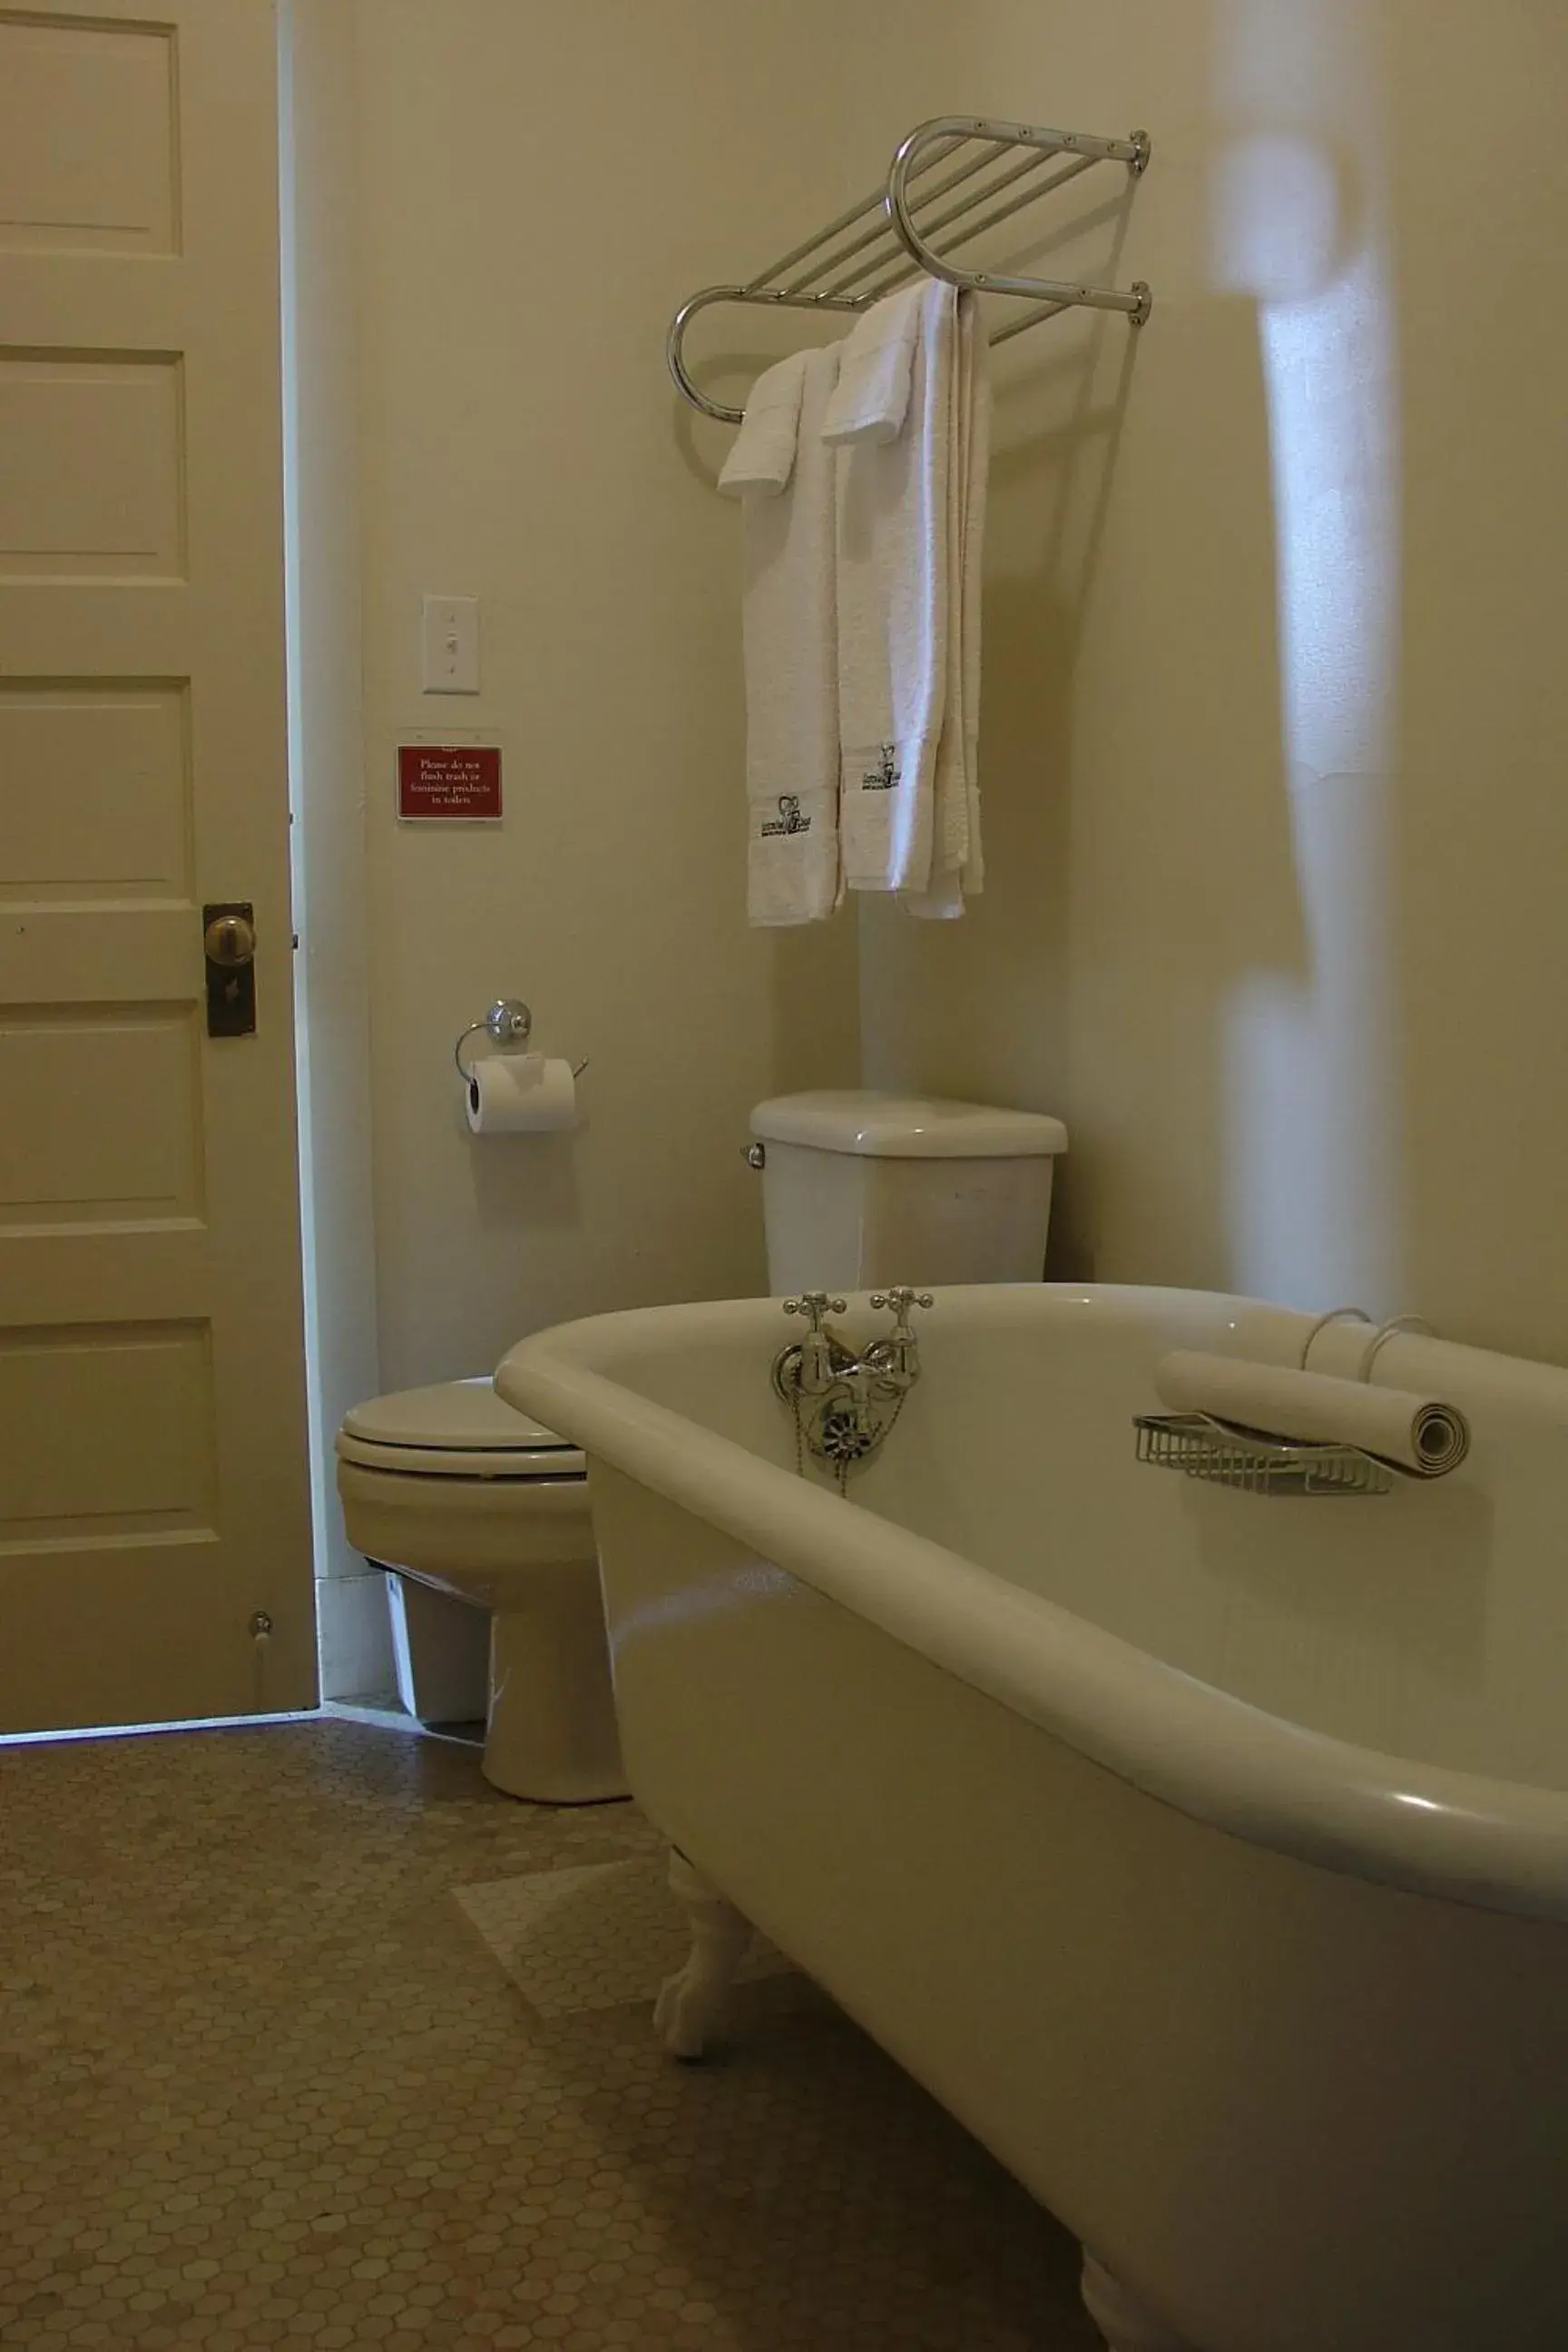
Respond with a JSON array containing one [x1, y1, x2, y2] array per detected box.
[[204, 911, 257, 967]]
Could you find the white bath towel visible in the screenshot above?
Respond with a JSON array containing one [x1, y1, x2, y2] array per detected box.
[[834, 279, 956, 896], [718, 349, 809, 499], [820, 285, 922, 447], [905, 292, 990, 917], [737, 343, 843, 926]]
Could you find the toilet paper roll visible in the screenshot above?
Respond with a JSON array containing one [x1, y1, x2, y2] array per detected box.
[[1152, 1351, 1470, 1477], [466, 1053, 578, 1135]]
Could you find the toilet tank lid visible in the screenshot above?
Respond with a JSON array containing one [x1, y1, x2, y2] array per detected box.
[[342, 1377, 571, 1453], [750, 1090, 1068, 1159]]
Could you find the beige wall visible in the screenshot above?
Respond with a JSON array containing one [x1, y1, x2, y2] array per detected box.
[[858, 0, 1568, 1362], [347, 0, 924, 1391], [313, 0, 1568, 1432]]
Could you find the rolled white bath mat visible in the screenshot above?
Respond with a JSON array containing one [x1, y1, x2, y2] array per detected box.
[[1152, 1352, 1470, 1478]]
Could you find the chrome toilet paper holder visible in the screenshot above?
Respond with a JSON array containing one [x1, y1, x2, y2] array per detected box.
[[454, 998, 588, 1084]]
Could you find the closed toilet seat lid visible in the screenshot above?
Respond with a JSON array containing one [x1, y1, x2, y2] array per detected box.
[[338, 1377, 586, 1479]]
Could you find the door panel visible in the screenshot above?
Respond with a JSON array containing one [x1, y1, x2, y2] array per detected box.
[[0, 682, 191, 897], [0, 1005, 202, 1223], [0, 351, 186, 579], [0, 15, 179, 259], [0, 0, 315, 1730]]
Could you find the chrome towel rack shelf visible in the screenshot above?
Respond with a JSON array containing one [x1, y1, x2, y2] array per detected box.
[[668, 113, 1153, 425]]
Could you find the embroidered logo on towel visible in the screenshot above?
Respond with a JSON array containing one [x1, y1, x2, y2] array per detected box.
[[860, 744, 900, 792], [760, 794, 811, 838]]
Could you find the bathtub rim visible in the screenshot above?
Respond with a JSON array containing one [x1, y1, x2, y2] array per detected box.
[[495, 1284, 1568, 1924]]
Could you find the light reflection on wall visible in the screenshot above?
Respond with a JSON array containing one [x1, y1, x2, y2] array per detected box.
[[1211, 0, 1403, 1313]]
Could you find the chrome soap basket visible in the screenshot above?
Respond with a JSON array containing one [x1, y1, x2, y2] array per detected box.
[[1132, 1413, 1396, 1498]]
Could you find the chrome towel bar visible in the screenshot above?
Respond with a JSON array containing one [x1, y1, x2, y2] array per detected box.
[[668, 113, 1153, 425]]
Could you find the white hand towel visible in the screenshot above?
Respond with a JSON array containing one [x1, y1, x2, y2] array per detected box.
[[834, 279, 956, 896], [718, 349, 809, 499], [739, 344, 843, 926], [820, 285, 922, 446], [905, 291, 990, 917]]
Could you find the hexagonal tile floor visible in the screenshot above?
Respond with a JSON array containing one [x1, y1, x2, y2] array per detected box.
[[453, 1859, 791, 2019], [0, 1716, 1101, 2350]]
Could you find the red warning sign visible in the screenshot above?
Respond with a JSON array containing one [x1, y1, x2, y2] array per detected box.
[[397, 743, 503, 821]]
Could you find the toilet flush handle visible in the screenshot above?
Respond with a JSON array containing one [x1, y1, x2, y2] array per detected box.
[[743, 1142, 767, 1171]]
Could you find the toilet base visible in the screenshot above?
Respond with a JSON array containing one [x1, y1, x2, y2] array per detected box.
[[385, 1569, 490, 1723], [484, 1565, 629, 1804], [379, 1561, 629, 1806]]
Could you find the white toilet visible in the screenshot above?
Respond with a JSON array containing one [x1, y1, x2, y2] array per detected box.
[[336, 1089, 1065, 1802], [335, 1380, 622, 1802]]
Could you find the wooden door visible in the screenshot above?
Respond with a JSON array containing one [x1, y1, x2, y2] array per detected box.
[[0, 0, 316, 1728]]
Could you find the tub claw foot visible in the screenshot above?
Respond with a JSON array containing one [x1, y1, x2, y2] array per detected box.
[[1080, 2253, 1194, 2352], [654, 1848, 753, 2060]]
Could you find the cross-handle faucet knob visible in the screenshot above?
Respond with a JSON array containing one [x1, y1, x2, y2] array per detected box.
[[869, 1288, 935, 1317], [866, 1286, 933, 1392], [783, 1290, 848, 1332], [781, 1291, 848, 1399]]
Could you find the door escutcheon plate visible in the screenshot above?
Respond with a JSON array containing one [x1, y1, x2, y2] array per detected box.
[[203, 900, 257, 1036]]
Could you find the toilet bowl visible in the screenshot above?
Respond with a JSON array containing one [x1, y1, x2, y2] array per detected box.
[[335, 1377, 626, 1804]]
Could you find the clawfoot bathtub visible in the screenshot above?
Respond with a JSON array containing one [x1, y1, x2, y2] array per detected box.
[[497, 1285, 1568, 2352]]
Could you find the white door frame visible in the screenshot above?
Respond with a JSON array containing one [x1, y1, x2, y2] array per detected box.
[[279, 0, 390, 1703]]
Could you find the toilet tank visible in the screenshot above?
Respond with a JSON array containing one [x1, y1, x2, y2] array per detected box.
[[750, 1090, 1068, 1295]]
